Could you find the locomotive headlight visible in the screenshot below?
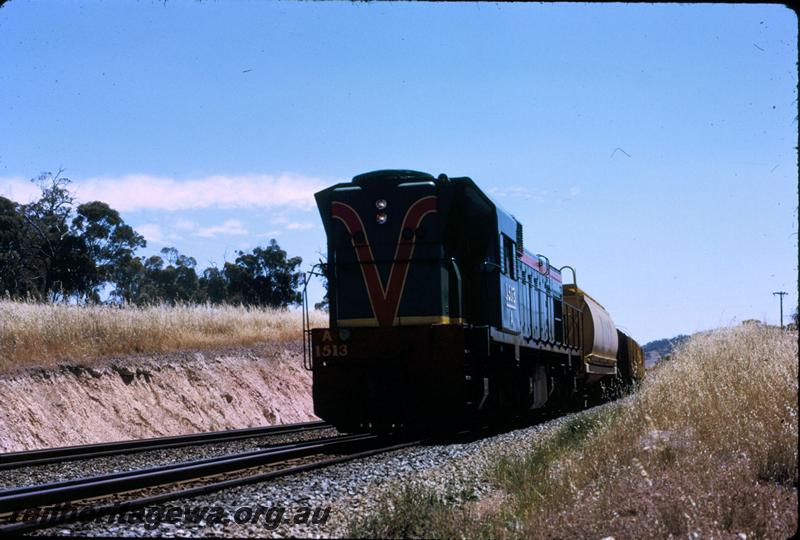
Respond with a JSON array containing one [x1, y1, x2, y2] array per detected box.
[[375, 199, 387, 210], [376, 212, 388, 224]]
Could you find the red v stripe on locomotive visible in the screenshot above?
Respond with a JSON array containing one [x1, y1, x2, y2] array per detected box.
[[332, 196, 437, 327]]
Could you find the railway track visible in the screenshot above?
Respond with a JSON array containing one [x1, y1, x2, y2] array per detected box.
[[0, 412, 581, 534], [0, 420, 330, 470], [0, 432, 420, 534]]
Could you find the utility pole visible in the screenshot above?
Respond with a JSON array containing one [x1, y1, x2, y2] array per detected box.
[[773, 291, 787, 329]]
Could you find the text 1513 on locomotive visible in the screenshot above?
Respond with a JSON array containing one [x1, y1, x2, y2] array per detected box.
[[303, 170, 644, 434]]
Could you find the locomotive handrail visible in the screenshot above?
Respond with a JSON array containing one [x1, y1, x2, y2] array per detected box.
[[449, 257, 463, 322], [536, 254, 550, 276], [559, 265, 577, 287], [479, 260, 502, 272], [563, 299, 583, 350], [302, 262, 326, 371], [566, 301, 576, 349]]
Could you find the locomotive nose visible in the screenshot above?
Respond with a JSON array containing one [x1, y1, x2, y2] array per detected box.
[[316, 171, 445, 329]]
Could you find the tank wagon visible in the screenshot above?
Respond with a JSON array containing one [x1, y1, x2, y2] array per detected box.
[[304, 170, 644, 433]]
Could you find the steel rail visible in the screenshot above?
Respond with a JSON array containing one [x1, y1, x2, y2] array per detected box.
[[0, 420, 330, 471], [0, 434, 364, 498], [0, 433, 376, 513], [0, 438, 420, 535]]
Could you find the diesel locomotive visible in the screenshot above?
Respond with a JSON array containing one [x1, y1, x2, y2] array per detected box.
[[304, 170, 644, 434]]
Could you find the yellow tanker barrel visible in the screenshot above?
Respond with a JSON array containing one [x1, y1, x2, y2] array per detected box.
[[563, 284, 618, 376]]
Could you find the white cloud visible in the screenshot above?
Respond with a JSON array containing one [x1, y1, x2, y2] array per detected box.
[[0, 173, 330, 212], [488, 186, 547, 203], [173, 218, 198, 230], [195, 219, 249, 238], [286, 221, 315, 230], [135, 223, 183, 244], [0, 176, 39, 203], [136, 224, 165, 244], [271, 214, 316, 231], [569, 185, 582, 197]]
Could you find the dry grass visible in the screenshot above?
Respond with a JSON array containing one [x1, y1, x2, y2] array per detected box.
[[350, 324, 798, 539], [0, 300, 327, 371]]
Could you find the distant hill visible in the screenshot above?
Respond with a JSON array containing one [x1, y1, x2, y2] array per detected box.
[[642, 334, 691, 368]]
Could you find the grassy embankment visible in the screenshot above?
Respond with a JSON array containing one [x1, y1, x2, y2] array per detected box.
[[350, 324, 798, 538], [0, 300, 326, 371]]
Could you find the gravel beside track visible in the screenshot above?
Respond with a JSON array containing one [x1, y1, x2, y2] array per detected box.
[[32, 412, 581, 538], [0, 428, 339, 490]]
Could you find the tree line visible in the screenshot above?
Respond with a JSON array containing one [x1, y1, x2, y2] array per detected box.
[[0, 171, 305, 307]]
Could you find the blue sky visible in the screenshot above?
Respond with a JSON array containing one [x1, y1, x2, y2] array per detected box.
[[0, 2, 796, 342]]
